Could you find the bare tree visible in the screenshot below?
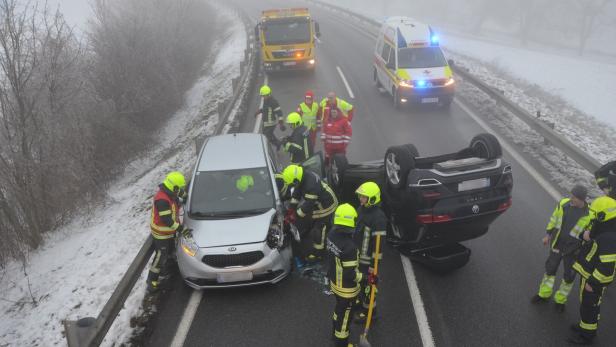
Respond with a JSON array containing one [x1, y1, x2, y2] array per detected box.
[[574, 0, 613, 55]]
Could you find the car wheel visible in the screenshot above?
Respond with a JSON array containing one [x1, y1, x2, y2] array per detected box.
[[470, 133, 502, 160], [384, 145, 417, 189], [392, 87, 401, 109], [373, 68, 382, 89], [328, 153, 349, 192]]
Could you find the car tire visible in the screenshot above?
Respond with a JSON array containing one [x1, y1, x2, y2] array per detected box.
[[328, 153, 349, 192], [470, 133, 502, 160], [373, 68, 382, 89], [392, 87, 401, 109], [384, 144, 417, 189]]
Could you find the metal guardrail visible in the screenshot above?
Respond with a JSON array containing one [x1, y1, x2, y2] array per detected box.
[[63, 5, 258, 347], [306, 0, 602, 174]]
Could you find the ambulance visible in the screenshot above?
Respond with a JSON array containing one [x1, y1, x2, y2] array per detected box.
[[255, 8, 321, 72], [373, 17, 455, 109]]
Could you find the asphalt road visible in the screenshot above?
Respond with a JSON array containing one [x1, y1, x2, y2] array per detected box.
[[143, 1, 616, 346]]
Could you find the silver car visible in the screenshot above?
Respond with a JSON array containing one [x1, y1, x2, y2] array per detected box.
[[178, 133, 292, 288]]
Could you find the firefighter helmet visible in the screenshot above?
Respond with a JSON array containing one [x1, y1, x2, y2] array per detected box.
[[334, 203, 358, 228], [595, 161, 616, 194], [282, 165, 303, 186], [356, 181, 381, 207], [286, 112, 303, 128], [260, 85, 271, 96], [163, 172, 186, 192]]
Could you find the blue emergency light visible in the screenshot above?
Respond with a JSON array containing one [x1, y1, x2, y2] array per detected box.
[[416, 80, 427, 88], [431, 35, 439, 44]]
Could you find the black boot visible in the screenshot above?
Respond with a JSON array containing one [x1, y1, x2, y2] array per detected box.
[[530, 294, 548, 303], [554, 302, 565, 313]]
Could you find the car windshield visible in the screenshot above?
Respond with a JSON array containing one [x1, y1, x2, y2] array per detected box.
[[189, 167, 274, 218], [397, 47, 447, 69], [263, 18, 311, 45]]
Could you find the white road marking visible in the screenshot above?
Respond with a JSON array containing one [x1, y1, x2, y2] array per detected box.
[[455, 99, 561, 201], [336, 66, 355, 99], [401, 255, 436, 347], [170, 290, 203, 347], [253, 75, 268, 134]]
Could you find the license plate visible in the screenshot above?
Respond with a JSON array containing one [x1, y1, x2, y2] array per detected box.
[[283, 61, 297, 66], [458, 178, 490, 192], [421, 97, 439, 103], [217, 271, 253, 283]]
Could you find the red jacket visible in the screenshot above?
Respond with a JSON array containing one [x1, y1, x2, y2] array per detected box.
[[321, 107, 352, 153]]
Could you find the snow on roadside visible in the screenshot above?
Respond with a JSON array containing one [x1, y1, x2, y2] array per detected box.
[[0, 3, 246, 347]]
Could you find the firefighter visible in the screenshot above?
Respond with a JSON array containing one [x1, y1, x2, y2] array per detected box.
[[326, 203, 371, 347], [320, 91, 354, 121], [281, 164, 338, 262], [353, 181, 387, 323], [531, 184, 588, 311], [296, 90, 320, 152], [282, 112, 313, 164], [568, 161, 616, 345], [321, 106, 352, 165], [147, 171, 188, 292], [255, 85, 286, 149]]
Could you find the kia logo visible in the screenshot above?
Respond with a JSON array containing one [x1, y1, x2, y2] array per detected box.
[[472, 205, 480, 214], [228, 247, 237, 252]]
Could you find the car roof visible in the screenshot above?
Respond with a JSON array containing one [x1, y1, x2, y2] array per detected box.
[[384, 17, 432, 47], [198, 133, 268, 172]]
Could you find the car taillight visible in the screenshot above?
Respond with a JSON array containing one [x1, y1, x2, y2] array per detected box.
[[416, 213, 452, 224], [497, 198, 512, 212]]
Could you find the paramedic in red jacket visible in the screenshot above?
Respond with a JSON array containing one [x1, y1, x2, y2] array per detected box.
[[321, 106, 352, 165]]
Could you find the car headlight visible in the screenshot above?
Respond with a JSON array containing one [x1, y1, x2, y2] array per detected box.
[[181, 234, 198, 257], [399, 80, 413, 88], [444, 77, 455, 86], [267, 221, 284, 249]]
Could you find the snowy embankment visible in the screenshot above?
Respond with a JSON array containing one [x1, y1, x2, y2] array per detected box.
[[0, 3, 246, 347]]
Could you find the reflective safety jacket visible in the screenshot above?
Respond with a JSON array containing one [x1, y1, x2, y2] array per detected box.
[[297, 102, 320, 131], [259, 97, 283, 128], [327, 225, 363, 298], [573, 196, 616, 290], [321, 109, 352, 154], [320, 97, 354, 121], [150, 185, 181, 240], [290, 170, 338, 219], [546, 198, 588, 253], [355, 205, 388, 267], [284, 125, 313, 164]]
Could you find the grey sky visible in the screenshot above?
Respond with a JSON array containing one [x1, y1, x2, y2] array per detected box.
[[46, 0, 92, 30]]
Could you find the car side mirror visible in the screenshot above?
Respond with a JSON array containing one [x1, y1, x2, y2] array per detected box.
[[447, 59, 455, 66], [315, 21, 321, 38], [254, 25, 260, 41]]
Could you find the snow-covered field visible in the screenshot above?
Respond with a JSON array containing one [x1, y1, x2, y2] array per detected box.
[[0, 4, 246, 347]]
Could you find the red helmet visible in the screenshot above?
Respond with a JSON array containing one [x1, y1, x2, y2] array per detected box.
[[305, 90, 314, 99]]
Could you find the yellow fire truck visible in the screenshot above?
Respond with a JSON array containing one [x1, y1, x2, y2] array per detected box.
[[255, 8, 321, 72]]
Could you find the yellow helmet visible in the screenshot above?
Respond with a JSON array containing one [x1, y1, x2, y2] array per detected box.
[[236, 175, 254, 193], [286, 112, 303, 128], [163, 171, 186, 192], [260, 85, 272, 96], [355, 181, 381, 207], [334, 203, 358, 228], [282, 164, 303, 185], [590, 196, 616, 222]]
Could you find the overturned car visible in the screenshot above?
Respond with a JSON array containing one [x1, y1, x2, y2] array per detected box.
[[326, 133, 513, 271]]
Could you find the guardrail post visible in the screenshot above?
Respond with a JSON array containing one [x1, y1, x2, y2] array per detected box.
[[217, 102, 225, 117], [232, 77, 239, 92]]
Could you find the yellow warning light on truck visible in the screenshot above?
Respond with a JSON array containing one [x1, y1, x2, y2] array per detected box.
[[255, 8, 320, 72]]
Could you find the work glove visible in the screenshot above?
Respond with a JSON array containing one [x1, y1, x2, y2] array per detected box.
[[367, 272, 379, 286]]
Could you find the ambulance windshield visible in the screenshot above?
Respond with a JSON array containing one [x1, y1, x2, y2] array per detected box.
[[397, 47, 447, 69]]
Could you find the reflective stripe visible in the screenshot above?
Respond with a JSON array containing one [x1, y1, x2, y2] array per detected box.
[[336, 258, 343, 288], [290, 198, 299, 204], [158, 210, 172, 216], [574, 262, 591, 279], [592, 269, 614, 284], [586, 242, 598, 262], [304, 193, 318, 199], [580, 321, 598, 331], [297, 209, 306, 218], [361, 227, 370, 258], [600, 254, 616, 262], [373, 230, 386, 236], [342, 260, 358, 267]]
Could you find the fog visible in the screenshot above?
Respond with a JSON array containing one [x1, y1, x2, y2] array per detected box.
[[329, 0, 616, 58], [46, 0, 92, 30]]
